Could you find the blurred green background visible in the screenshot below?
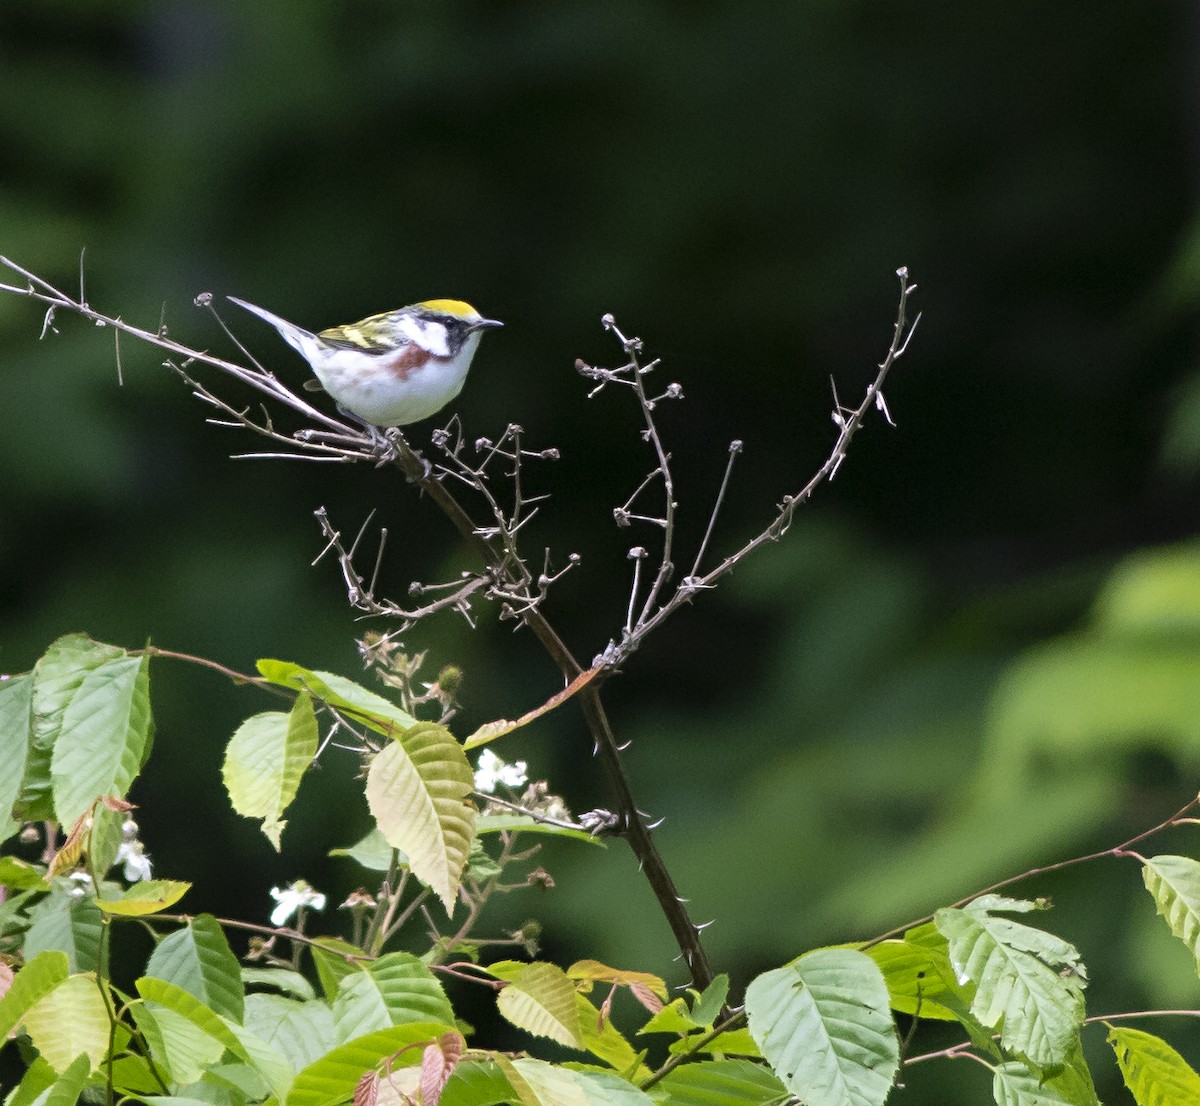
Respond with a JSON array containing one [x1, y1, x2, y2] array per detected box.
[[4, 1, 1200, 1099]]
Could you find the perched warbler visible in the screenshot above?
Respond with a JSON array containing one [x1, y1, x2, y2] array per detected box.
[[228, 296, 503, 427]]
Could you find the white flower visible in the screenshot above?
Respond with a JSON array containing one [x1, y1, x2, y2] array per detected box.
[[269, 880, 327, 926], [66, 871, 92, 900], [115, 840, 153, 882], [473, 749, 528, 793], [115, 818, 152, 882]]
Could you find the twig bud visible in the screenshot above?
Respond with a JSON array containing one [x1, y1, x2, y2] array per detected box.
[[193, 292, 213, 307]]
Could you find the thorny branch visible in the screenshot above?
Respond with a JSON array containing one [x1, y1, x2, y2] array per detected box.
[[579, 267, 920, 669], [1, 253, 918, 992]]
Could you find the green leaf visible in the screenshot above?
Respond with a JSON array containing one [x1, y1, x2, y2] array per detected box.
[[510, 1057, 656, 1106], [478, 813, 605, 846], [222, 693, 318, 849], [287, 1022, 459, 1106], [144, 913, 245, 1023], [329, 826, 405, 870], [0, 855, 49, 891], [129, 1001, 225, 1087], [576, 993, 646, 1075], [366, 721, 477, 913], [22, 973, 109, 1075], [257, 660, 417, 734], [22, 637, 124, 822], [658, 1058, 788, 1106], [934, 895, 1086, 1069], [309, 936, 368, 999], [48, 650, 151, 827], [4, 1056, 58, 1106], [135, 975, 291, 1098], [244, 991, 335, 1073], [0, 950, 70, 1039], [1142, 855, 1200, 972], [242, 966, 317, 1001], [745, 947, 899, 1106], [495, 961, 584, 1050], [330, 952, 456, 1042], [1109, 1024, 1200, 1105], [992, 1057, 1100, 1106], [95, 878, 191, 916], [23, 898, 102, 972], [689, 975, 730, 1029], [39, 1052, 91, 1106], [440, 1059, 520, 1106], [0, 673, 33, 843], [863, 923, 962, 1021]]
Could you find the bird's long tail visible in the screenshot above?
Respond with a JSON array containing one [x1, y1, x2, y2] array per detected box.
[[227, 296, 315, 357]]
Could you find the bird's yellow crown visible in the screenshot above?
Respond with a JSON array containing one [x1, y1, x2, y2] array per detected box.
[[417, 299, 480, 318]]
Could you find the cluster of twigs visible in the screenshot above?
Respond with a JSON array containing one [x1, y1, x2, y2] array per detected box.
[[0, 252, 919, 989]]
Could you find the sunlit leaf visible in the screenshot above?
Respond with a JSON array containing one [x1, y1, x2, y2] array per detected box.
[[366, 722, 476, 913], [222, 693, 318, 849], [95, 878, 191, 916], [1142, 855, 1200, 973], [494, 962, 584, 1050], [935, 895, 1085, 1069], [1109, 1024, 1200, 1105], [23, 974, 108, 1074], [144, 914, 244, 1023], [746, 947, 898, 1106]]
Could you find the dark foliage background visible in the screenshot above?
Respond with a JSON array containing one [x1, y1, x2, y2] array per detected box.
[[4, 2, 1200, 1099]]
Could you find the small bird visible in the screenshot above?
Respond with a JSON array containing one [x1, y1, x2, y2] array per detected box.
[[228, 296, 503, 427]]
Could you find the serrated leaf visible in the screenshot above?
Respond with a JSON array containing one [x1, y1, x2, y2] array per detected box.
[[129, 1001, 225, 1086], [95, 878, 191, 916], [440, 1059, 518, 1106], [136, 975, 291, 1098], [510, 1057, 655, 1106], [567, 960, 668, 1001], [22, 637, 124, 822], [331, 952, 456, 1042], [244, 991, 335, 1072], [144, 913, 245, 1022], [992, 1058, 1099, 1106], [23, 974, 108, 1074], [223, 693, 318, 849], [478, 813, 604, 846], [1142, 855, 1200, 972], [576, 993, 647, 1076], [39, 1052, 91, 1106], [863, 931, 962, 1022], [0, 950, 70, 1038], [745, 948, 899, 1106], [366, 722, 477, 913], [23, 898, 102, 972], [287, 1022, 459, 1106], [47, 649, 151, 827], [1109, 1024, 1200, 1105], [935, 897, 1086, 1069], [0, 673, 33, 844], [257, 660, 417, 735], [495, 962, 584, 1049], [309, 936, 369, 999], [658, 1057, 787, 1106]]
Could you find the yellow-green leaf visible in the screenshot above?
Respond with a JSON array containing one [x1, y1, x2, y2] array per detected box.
[[495, 962, 583, 1050], [365, 722, 476, 913], [95, 879, 191, 916], [23, 974, 109, 1075]]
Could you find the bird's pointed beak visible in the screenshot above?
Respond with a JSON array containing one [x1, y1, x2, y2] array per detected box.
[[473, 317, 504, 331]]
